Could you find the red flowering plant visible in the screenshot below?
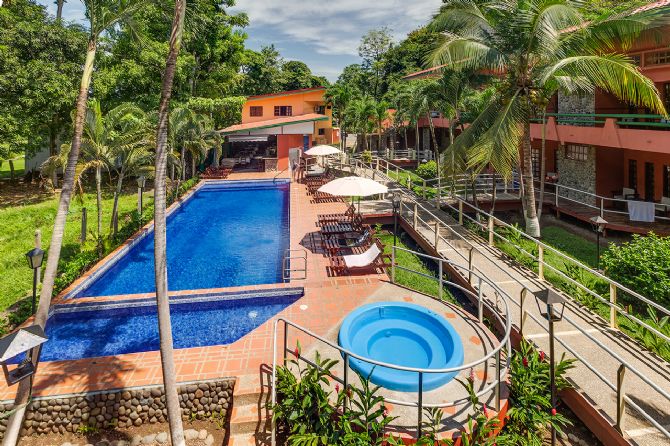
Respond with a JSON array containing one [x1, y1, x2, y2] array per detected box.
[[495, 340, 575, 446]]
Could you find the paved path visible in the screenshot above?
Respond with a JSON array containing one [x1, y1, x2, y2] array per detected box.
[[351, 164, 670, 446]]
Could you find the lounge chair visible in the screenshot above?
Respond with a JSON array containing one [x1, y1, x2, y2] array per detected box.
[[321, 214, 367, 236], [321, 227, 373, 255], [329, 239, 392, 274], [318, 204, 356, 226], [655, 196, 670, 215]]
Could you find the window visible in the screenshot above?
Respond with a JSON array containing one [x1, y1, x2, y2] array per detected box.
[[664, 84, 670, 112], [430, 111, 441, 118], [645, 162, 655, 201], [645, 50, 670, 66], [315, 105, 326, 115], [274, 106, 292, 117], [531, 148, 540, 178], [249, 106, 263, 117], [565, 144, 589, 161], [318, 128, 325, 136], [664, 165, 670, 198], [631, 54, 642, 66], [629, 159, 638, 191]]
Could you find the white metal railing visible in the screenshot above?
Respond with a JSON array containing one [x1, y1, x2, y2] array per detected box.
[[542, 181, 670, 222], [271, 251, 513, 444], [345, 160, 670, 440], [449, 197, 670, 345]]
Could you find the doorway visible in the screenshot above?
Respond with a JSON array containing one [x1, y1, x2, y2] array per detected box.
[[644, 162, 655, 201]]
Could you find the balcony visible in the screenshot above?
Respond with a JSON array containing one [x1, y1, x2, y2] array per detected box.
[[530, 113, 670, 154]]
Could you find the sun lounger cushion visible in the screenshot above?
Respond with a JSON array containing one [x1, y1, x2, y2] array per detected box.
[[343, 243, 382, 269]]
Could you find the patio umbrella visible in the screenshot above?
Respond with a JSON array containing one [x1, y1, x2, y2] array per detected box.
[[304, 145, 341, 156], [318, 176, 388, 212]]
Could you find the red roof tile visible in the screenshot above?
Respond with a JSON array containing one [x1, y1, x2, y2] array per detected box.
[[219, 113, 329, 134]]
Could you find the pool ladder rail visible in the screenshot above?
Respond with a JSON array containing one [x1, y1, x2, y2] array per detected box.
[[283, 249, 307, 282]]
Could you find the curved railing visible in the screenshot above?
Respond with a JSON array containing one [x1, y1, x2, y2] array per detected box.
[[270, 252, 513, 444]]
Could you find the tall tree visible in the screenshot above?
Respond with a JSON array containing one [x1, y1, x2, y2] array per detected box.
[[240, 45, 284, 95], [347, 96, 376, 151], [373, 100, 390, 151], [153, 0, 187, 443], [326, 83, 354, 151], [429, 0, 667, 236], [0, 0, 86, 162], [2, 0, 145, 443], [358, 27, 393, 100]]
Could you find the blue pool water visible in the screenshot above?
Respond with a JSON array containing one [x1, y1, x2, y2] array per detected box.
[[75, 180, 290, 298], [24, 292, 301, 362], [338, 302, 464, 392]]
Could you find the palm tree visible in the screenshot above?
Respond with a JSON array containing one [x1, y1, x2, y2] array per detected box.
[[3, 2, 145, 443], [153, 0, 188, 443], [373, 100, 390, 152], [429, 0, 667, 236], [326, 84, 354, 151], [347, 96, 375, 152], [408, 80, 444, 194]]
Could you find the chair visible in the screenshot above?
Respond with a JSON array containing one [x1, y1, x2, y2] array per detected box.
[[614, 187, 637, 200], [318, 204, 356, 226], [321, 214, 367, 236], [329, 239, 392, 274], [655, 196, 670, 215]]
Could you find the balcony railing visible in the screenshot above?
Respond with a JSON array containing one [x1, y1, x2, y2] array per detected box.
[[531, 113, 670, 129]]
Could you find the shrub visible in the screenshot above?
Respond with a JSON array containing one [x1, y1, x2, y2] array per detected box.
[[362, 150, 373, 164], [416, 160, 437, 179], [496, 340, 575, 446], [601, 233, 670, 306]]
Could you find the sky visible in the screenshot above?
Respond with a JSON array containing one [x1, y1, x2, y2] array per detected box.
[[36, 0, 443, 81]]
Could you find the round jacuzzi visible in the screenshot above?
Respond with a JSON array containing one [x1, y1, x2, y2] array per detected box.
[[338, 302, 464, 392]]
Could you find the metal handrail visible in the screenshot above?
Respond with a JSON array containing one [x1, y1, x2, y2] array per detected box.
[[452, 197, 670, 332], [352, 160, 670, 439], [270, 252, 513, 444]]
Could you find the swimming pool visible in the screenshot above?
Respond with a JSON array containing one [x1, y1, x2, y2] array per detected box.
[[338, 302, 464, 392], [26, 289, 302, 362], [72, 180, 290, 298]]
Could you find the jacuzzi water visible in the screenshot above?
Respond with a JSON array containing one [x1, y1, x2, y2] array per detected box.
[[73, 180, 290, 298], [338, 302, 464, 392], [14, 290, 302, 362]]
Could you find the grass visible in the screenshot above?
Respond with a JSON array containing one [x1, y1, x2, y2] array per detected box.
[[0, 157, 25, 180], [385, 168, 438, 198], [0, 188, 150, 311], [378, 232, 454, 301]]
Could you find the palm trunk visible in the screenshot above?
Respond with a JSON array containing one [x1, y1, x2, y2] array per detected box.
[[522, 120, 540, 237], [154, 0, 187, 444], [2, 38, 97, 446], [56, 0, 65, 20], [538, 109, 547, 219], [448, 120, 455, 194], [415, 121, 420, 167], [95, 164, 102, 252], [110, 172, 124, 229], [180, 146, 186, 180], [428, 114, 441, 204]]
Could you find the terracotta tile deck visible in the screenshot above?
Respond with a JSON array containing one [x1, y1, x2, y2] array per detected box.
[[0, 173, 388, 401]]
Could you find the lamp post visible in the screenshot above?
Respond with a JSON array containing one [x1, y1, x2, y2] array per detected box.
[[0, 325, 48, 386], [25, 248, 44, 315], [589, 216, 608, 270], [137, 175, 146, 223], [391, 191, 402, 247], [534, 289, 566, 446]]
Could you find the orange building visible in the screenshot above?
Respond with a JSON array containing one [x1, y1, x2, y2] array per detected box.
[[220, 87, 339, 171]]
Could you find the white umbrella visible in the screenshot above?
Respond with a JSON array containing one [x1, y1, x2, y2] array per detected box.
[[304, 145, 341, 156], [318, 176, 388, 197]]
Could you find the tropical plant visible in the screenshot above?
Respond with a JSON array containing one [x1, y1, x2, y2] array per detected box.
[[429, 0, 668, 236], [601, 232, 670, 306], [326, 83, 354, 151], [372, 100, 390, 151], [496, 340, 575, 446], [167, 107, 214, 180], [416, 160, 437, 179], [347, 96, 376, 151], [153, 0, 188, 443], [3, 1, 146, 442]]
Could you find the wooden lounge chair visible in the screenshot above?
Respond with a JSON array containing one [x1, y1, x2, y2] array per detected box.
[[321, 227, 373, 255], [329, 239, 392, 274], [321, 214, 367, 236], [318, 204, 356, 226]]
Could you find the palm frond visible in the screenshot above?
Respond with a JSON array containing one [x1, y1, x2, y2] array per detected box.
[[542, 54, 667, 115]]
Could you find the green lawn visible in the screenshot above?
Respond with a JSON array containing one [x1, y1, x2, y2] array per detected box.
[[0, 157, 25, 180], [0, 188, 152, 323], [378, 232, 453, 301]]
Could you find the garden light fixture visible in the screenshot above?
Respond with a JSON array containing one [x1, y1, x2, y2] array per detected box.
[[25, 248, 44, 314], [0, 325, 48, 386]]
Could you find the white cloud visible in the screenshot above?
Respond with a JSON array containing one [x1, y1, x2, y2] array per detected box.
[[232, 0, 442, 57]]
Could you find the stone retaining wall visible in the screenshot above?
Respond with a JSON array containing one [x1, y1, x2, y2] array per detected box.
[[0, 378, 235, 438]]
